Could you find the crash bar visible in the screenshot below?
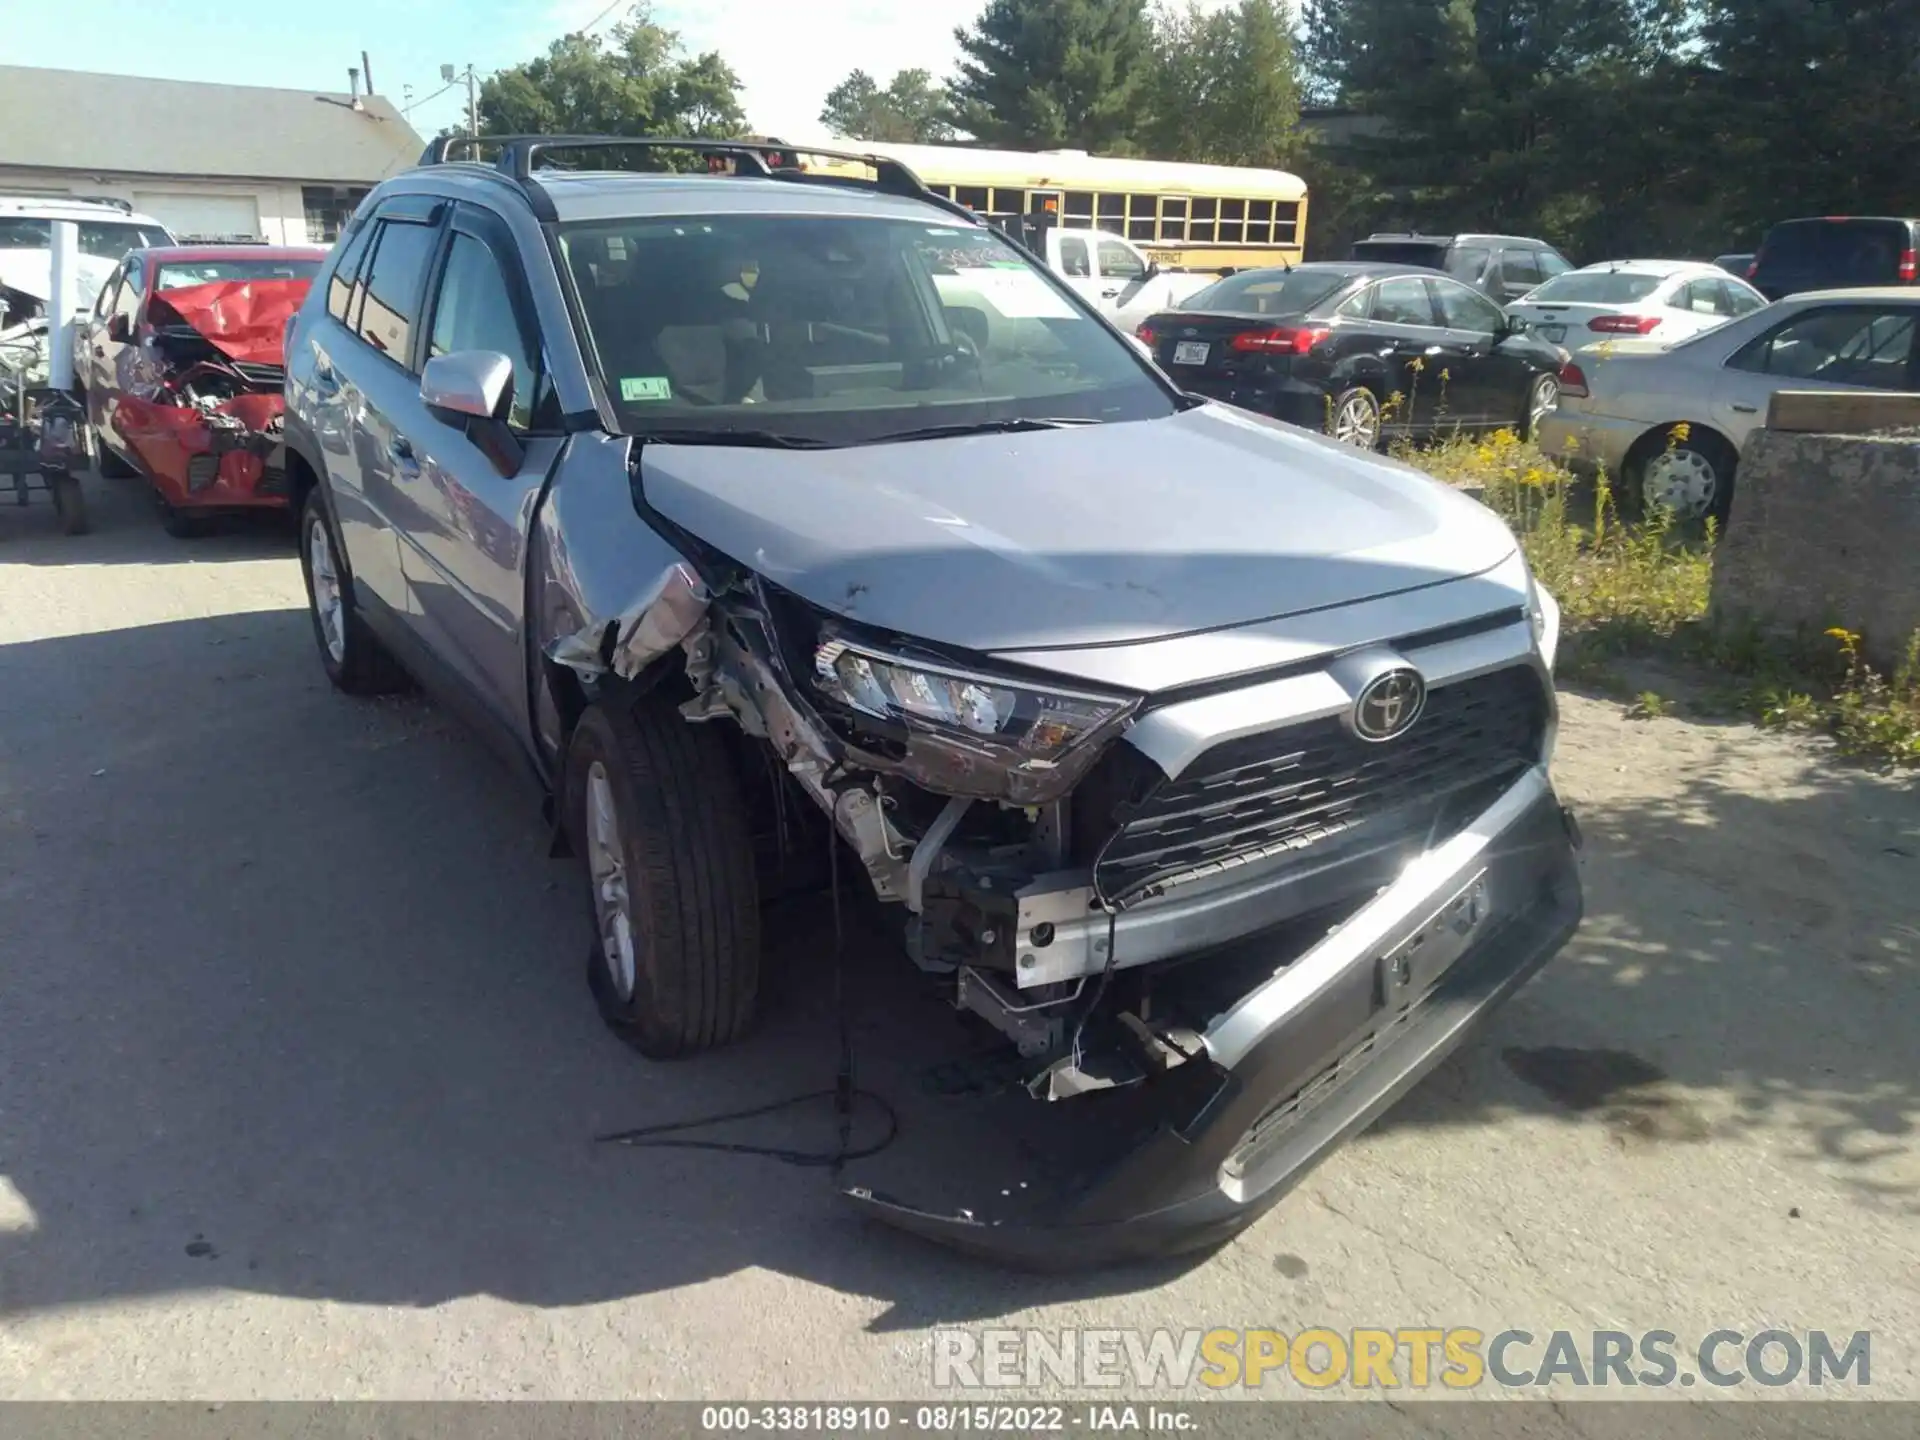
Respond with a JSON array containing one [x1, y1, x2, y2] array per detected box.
[[415, 133, 976, 224]]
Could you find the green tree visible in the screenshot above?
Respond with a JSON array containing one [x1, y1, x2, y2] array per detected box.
[[820, 68, 954, 143], [1145, 0, 1303, 169], [476, 3, 745, 141], [947, 0, 1156, 151]]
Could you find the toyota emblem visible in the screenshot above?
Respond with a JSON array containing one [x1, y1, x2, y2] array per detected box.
[[1352, 668, 1426, 742]]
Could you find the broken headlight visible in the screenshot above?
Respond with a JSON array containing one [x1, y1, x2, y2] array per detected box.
[[811, 635, 1137, 805]]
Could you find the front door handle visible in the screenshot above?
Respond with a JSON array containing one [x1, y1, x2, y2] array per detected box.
[[1731, 403, 1758, 414], [1100, 288, 1121, 298]]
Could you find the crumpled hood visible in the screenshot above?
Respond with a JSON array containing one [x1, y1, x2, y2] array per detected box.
[[149, 278, 312, 365], [640, 403, 1519, 653]]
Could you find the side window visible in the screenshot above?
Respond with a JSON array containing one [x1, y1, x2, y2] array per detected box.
[[1679, 280, 1730, 317], [1499, 250, 1543, 289], [1728, 306, 1917, 388], [1057, 236, 1092, 278], [426, 230, 543, 431], [1432, 278, 1505, 333], [326, 222, 375, 324], [114, 261, 144, 323], [1725, 281, 1766, 317], [1098, 239, 1146, 282], [1446, 246, 1491, 282], [93, 263, 124, 320], [1336, 286, 1372, 320], [354, 218, 440, 365], [1372, 276, 1437, 327], [1536, 250, 1573, 279]]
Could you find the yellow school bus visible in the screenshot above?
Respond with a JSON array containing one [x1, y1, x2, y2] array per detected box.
[[755, 139, 1309, 273]]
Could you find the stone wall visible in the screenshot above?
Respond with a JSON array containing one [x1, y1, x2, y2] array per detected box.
[[1710, 428, 1920, 669]]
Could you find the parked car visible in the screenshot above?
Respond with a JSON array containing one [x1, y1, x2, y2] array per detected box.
[[1506, 260, 1767, 346], [282, 135, 1581, 1265], [73, 245, 326, 535], [1713, 253, 1755, 276], [1137, 262, 1565, 448], [1000, 222, 1217, 332], [1748, 217, 1919, 300], [0, 194, 175, 267], [1539, 288, 1920, 526], [1349, 232, 1574, 305]]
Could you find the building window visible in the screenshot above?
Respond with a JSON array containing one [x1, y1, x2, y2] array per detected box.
[[303, 185, 371, 244]]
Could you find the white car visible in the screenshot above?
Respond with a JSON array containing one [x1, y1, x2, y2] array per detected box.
[[1508, 260, 1767, 347]]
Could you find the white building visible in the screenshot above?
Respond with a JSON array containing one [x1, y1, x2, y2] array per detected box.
[[0, 65, 425, 244]]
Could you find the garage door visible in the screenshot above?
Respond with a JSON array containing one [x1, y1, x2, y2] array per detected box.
[[131, 192, 262, 242]]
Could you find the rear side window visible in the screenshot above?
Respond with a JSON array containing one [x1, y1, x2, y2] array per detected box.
[[1499, 251, 1543, 287], [1371, 276, 1437, 326], [326, 223, 375, 323], [355, 219, 440, 364]]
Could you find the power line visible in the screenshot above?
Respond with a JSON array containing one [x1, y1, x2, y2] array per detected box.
[[403, 77, 459, 115], [571, 0, 628, 37]]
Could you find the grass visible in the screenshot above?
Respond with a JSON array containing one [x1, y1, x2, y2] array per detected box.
[[1399, 427, 1920, 769]]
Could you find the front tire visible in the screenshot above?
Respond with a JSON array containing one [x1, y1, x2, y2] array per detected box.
[[1626, 429, 1737, 528], [298, 488, 409, 695], [1522, 373, 1559, 440], [565, 698, 761, 1059], [51, 474, 90, 534]]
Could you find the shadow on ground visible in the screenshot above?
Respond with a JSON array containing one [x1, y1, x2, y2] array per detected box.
[[0, 468, 293, 566], [1, 596, 1914, 1332]]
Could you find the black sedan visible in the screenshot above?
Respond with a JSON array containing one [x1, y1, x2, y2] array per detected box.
[[1136, 262, 1566, 449]]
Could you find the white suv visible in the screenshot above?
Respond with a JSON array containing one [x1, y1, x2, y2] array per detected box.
[[0, 195, 176, 323]]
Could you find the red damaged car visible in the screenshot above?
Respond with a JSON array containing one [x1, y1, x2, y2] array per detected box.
[[76, 245, 325, 535]]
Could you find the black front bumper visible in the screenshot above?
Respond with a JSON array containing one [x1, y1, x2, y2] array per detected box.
[[843, 773, 1583, 1268]]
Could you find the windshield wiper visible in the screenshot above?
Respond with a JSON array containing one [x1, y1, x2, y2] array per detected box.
[[861, 416, 1102, 446], [632, 426, 832, 450]]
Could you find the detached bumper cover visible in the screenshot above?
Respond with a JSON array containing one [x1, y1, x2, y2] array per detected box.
[[844, 767, 1582, 1267]]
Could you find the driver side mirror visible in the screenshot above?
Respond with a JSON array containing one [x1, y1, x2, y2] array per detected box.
[[106, 313, 131, 343], [421, 349, 523, 477], [1503, 314, 1530, 336]]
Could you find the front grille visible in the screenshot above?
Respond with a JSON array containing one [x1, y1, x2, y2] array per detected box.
[[1090, 665, 1546, 906], [232, 361, 284, 387]]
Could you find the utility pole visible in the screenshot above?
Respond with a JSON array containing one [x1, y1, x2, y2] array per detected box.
[[466, 65, 478, 138]]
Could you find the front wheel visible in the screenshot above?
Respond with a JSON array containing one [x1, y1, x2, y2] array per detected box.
[[1327, 387, 1382, 450], [565, 699, 761, 1059], [51, 474, 90, 534]]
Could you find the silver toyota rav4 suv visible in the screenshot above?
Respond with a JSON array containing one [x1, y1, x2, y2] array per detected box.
[[283, 136, 1583, 1265]]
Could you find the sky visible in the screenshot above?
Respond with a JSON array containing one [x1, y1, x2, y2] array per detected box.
[[1, 0, 981, 144]]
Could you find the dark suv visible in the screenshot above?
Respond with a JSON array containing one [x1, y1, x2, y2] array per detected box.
[[1748, 216, 1920, 300], [1350, 233, 1574, 305]]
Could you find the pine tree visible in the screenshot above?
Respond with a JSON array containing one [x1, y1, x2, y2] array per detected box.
[[947, 0, 1156, 152]]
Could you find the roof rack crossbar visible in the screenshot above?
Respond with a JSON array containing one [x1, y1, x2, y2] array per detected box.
[[414, 132, 975, 225]]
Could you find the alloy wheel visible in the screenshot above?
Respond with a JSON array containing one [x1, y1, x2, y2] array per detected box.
[[307, 514, 346, 664], [585, 761, 638, 1000]]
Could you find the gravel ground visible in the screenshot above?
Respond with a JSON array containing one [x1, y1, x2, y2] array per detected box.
[[1, 472, 1915, 1404]]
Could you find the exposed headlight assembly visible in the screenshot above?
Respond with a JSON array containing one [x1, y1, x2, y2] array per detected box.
[[812, 634, 1137, 805]]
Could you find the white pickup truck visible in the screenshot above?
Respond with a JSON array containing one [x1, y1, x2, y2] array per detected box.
[[1028, 226, 1221, 330]]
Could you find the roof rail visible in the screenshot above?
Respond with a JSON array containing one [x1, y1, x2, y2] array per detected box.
[[414, 132, 976, 224]]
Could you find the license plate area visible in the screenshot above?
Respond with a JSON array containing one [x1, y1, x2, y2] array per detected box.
[[1539, 324, 1566, 343], [1378, 871, 1490, 1010], [1173, 341, 1210, 366]]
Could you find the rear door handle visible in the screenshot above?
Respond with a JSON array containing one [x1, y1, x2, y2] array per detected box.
[[1732, 403, 1758, 414], [1100, 288, 1121, 298]]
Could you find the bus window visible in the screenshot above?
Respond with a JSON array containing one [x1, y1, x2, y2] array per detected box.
[[1190, 198, 1218, 243], [1160, 197, 1188, 242], [1273, 203, 1299, 243], [956, 185, 989, 213], [1219, 198, 1245, 244], [1065, 191, 1094, 220], [1248, 199, 1274, 243], [1128, 196, 1155, 242], [1097, 194, 1125, 227]]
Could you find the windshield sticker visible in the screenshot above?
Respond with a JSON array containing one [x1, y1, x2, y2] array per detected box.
[[620, 376, 673, 402], [939, 268, 1077, 320]]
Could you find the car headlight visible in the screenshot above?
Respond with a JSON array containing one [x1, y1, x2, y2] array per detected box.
[[1528, 571, 1561, 672], [812, 635, 1137, 805]]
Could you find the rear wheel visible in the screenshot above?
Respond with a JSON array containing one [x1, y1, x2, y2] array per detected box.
[[1328, 387, 1382, 450], [1522, 373, 1559, 440], [51, 474, 89, 535], [565, 698, 761, 1059], [298, 488, 409, 695], [1626, 428, 1737, 528]]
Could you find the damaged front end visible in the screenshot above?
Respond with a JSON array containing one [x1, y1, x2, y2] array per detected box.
[[533, 443, 1582, 1264], [112, 280, 305, 508]]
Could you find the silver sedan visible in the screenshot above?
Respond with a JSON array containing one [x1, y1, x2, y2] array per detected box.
[[1537, 288, 1920, 525]]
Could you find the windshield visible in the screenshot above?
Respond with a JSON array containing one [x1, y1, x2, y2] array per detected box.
[[156, 259, 321, 288], [1526, 270, 1666, 304], [1183, 268, 1352, 316], [1758, 220, 1910, 280], [0, 217, 173, 259], [559, 214, 1171, 443]]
